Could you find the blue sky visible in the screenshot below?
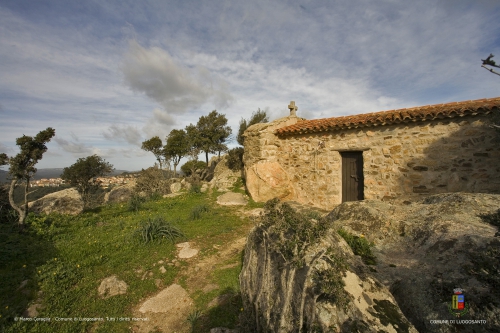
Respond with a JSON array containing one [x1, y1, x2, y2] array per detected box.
[[1, 0, 500, 171]]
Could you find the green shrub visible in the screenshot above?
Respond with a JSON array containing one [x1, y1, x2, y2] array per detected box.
[[128, 194, 146, 212], [226, 147, 244, 171], [259, 198, 329, 267], [181, 160, 207, 177], [136, 216, 184, 244], [187, 309, 203, 332], [134, 166, 170, 196], [149, 192, 163, 201], [337, 228, 377, 265], [189, 183, 202, 194], [190, 204, 209, 220], [312, 248, 350, 310]]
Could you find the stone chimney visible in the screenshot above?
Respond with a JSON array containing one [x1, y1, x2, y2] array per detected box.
[[288, 101, 298, 117]]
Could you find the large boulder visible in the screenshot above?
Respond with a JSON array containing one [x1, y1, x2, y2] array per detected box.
[[170, 182, 182, 193], [245, 161, 295, 202], [104, 181, 136, 204], [240, 193, 500, 332], [240, 199, 417, 332], [324, 193, 500, 333], [28, 188, 84, 215], [209, 155, 241, 191]]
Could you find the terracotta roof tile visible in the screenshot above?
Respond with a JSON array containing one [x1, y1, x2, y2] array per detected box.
[[276, 97, 500, 136]]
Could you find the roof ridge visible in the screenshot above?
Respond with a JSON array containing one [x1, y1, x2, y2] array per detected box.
[[276, 97, 500, 136]]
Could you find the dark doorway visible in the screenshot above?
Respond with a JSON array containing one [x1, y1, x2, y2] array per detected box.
[[341, 151, 364, 202]]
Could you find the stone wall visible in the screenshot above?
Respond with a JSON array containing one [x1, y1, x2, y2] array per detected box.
[[244, 113, 500, 210]]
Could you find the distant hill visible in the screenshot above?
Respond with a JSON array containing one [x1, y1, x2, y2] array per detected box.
[[0, 168, 130, 183]]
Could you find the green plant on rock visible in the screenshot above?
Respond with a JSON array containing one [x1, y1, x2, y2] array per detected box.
[[135, 216, 184, 244], [259, 198, 329, 268], [313, 247, 351, 312], [337, 228, 377, 265]]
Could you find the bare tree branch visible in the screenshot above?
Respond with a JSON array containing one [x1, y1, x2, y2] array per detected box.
[[481, 64, 500, 76]]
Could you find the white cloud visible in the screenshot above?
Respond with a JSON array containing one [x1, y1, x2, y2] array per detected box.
[[0, 142, 15, 155], [54, 137, 94, 156], [122, 40, 233, 113], [103, 124, 142, 145]]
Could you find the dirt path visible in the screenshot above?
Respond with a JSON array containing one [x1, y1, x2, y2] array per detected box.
[[131, 231, 250, 333]]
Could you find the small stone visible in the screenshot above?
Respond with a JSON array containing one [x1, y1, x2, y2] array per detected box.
[[98, 275, 128, 299], [159, 266, 166, 274]]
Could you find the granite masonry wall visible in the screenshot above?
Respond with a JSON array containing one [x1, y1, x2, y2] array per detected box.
[[243, 114, 500, 210]]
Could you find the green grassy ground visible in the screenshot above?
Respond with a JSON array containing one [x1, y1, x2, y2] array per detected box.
[[0, 185, 263, 333]]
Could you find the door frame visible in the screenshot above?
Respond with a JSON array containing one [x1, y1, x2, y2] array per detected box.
[[340, 151, 364, 202]]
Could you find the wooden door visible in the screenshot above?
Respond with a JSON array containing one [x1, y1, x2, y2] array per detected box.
[[341, 152, 364, 202]]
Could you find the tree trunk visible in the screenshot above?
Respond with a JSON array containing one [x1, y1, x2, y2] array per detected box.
[[205, 151, 209, 165], [8, 179, 27, 227]]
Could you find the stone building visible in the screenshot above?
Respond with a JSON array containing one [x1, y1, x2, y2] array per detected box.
[[243, 98, 500, 210]]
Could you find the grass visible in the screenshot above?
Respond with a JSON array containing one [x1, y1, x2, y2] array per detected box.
[[0, 188, 257, 333]]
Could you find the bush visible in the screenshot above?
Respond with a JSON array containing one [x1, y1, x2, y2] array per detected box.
[[134, 167, 171, 196], [149, 192, 163, 201], [181, 160, 207, 177], [190, 204, 209, 220], [337, 228, 376, 265], [189, 183, 202, 194], [135, 216, 184, 244], [128, 194, 146, 212], [226, 147, 244, 171]]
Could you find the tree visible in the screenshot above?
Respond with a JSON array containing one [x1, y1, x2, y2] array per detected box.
[[164, 129, 191, 177], [61, 155, 113, 210], [186, 110, 232, 164], [141, 136, 165, 169], [180, 160, 207, 177], [4, 127, 56, 227], [237, 108, 269, 146]]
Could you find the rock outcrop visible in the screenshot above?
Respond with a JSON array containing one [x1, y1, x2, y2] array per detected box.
[[245, 161, 295, 202], [104, 181, 136, 204], [209, 154, 242, 191], [240, 193, 500, 332], [28, 188, 84, 215], [170, 182, 182, 193]]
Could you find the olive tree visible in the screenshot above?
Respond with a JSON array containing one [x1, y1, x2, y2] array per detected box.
[[237, 108, 269, 146], [186, 110, 232, 164], [141, 136, 165, 169], [61, 155, 113, 209], [164, 129, 190, 177], [2, 127, 56, 227]]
